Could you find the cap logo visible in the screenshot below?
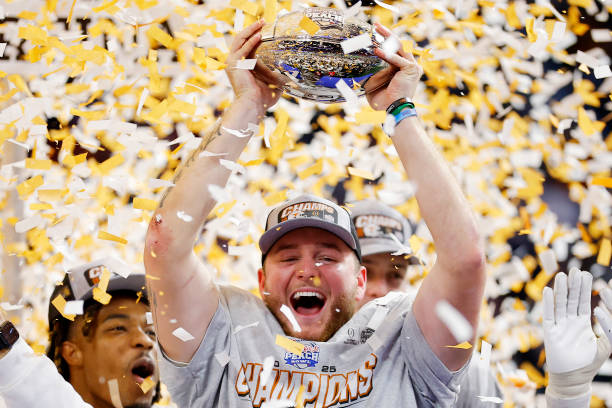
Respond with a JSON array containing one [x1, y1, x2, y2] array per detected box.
[[354, 214, 404, 241], [278, 201, 338, 224], [84, 265, 104, 287]]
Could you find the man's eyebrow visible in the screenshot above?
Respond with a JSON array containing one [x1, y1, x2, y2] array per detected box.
[[317, 242, 341, 251], [273, 243, 299, 252], [102, 313, 131, 323]]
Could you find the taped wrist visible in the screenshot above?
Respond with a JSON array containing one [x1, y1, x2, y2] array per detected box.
[[546, 370, 591, 400]]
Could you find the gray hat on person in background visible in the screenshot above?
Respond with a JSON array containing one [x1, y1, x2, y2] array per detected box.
[[349, 199, 416, 259]]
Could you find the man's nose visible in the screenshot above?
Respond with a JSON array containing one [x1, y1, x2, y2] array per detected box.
[[295, 259, 321, 281], [132, 327, 155, 349]]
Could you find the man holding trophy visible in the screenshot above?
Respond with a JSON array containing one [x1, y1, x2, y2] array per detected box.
[[146, 9, 487, 407]]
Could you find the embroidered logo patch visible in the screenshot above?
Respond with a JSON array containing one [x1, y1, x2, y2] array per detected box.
[[354, 214, 404, 241], [278, 202, 338, 224]]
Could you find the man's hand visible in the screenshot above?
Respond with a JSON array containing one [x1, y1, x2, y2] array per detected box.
[[543, 267, 611, 404], [365, 23, 423, 111], [225, 21, 286, 117]]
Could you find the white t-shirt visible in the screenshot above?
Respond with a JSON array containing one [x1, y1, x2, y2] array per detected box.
[[160, 285, 473, 407]]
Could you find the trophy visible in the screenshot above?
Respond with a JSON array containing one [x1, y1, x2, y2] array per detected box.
[[255, 7, 391, 103]]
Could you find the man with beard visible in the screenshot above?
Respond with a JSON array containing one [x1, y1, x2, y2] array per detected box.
[[0, 260, 160, 408], [351, 199, 503, 406], [146, 21, 486, 407]]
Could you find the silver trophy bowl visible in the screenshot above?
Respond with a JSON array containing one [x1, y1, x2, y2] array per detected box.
[[255, 7, 391, 103]]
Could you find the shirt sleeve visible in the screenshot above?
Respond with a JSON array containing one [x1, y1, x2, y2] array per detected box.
[[401, 311, 469, 407], [454, 354, 503, 407], [158, 298, 232, 407], [0, 338, 92, 407]]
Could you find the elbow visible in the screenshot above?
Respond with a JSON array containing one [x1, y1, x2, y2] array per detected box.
[[144, 213, 172, 263]]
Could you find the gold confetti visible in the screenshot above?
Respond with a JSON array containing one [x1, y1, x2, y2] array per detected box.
[[299, 16, 320, 35], [445, 341, 472, 349], [275, 335, 304, 355], [133, 198, 158, 211]]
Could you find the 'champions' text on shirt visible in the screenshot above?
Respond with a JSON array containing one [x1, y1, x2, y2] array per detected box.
[[235, 353, 378, 407]]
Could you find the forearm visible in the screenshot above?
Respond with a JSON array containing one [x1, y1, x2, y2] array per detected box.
[[147, 99, 263, 264], [144, 99, 263, 361], [392, 116, 484, 271]]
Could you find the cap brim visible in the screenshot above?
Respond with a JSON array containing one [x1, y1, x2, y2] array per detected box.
[[259, 218, 357, 255], [360, 242, 421, 264], [79, 273, 146, 302]]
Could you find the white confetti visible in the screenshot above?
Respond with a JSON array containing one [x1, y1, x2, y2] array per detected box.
[[594, 65, 612, 79], [215, 351, 230, 367], [221, 126, 253, 138], [219, 159, 246, 174], [381, 35, 401, 55], [145, 312, 153, 325], [476, 396, 504, 403], [149, 178, 175, 189], [0, 302, 24, 311], [280, 304, 302, 333], [335, 79, 359, 106], [15, 214, 45, 234], [259, 356, 275, 386], [107, 379, 123, 408], [64, 300, 84, 315], [136, 88, 149, 117], [374, 0, 399, 13], [234, 8, 245, 32], [199, 151, 228, 158], [0, 43, 6, 58], [591, 29, 612, 43], [176, 210, 193, 222], [233, 321, 259, 334], [172, 327, 195, 342], [435, 300, 473, 343], [538, 248, 558, 275], [235, 59, 257, 70], [88, 120, 136, 134], [341, 33, 372, 54], [345, 1, 362, 18], [576, 50, 602, 69]]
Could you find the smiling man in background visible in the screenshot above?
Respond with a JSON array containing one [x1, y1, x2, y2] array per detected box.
[[0, 260, 161, 408], [351, 199, 503, 406]]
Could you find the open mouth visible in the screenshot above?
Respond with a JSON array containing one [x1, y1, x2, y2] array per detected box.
[[290, 290, 327, 316], [130, 358, 155, 384]]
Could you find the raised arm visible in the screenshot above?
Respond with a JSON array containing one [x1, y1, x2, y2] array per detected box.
[[144, 21, 284, 363], [367, 24, 486, 370]]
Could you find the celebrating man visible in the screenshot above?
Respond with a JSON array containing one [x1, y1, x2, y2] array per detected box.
[[0, 260, 160, 408], [145, 21, 486, 407]]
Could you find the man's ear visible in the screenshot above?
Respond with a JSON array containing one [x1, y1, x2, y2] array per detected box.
[[60, 341, 84, 368], [355, 265, 367, 301], [257, 268, 266, 298]]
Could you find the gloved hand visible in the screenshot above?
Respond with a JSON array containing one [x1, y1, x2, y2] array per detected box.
[[542, 267, 611, 407]]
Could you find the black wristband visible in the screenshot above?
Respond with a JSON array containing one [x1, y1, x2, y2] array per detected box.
[[0, 321, 19, 350], [386, 98, 411, 114]]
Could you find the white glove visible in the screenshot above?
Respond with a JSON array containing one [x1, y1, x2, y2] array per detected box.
[[542, 267, 611, 406]]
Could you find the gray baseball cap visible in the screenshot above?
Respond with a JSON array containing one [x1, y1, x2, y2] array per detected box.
[[48, 258, 146, 325], [349, 199, 414, 257], [259, 194, 361, 261]]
